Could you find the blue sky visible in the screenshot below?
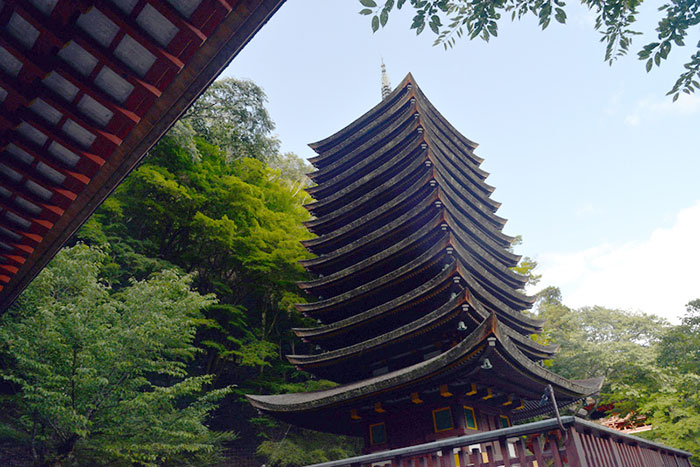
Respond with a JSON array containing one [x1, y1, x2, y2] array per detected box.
[[223, 1, 700, 321]]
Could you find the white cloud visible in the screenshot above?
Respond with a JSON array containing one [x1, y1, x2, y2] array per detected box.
[[624, 93, 700, 126], [575, 202, 595, 217], [533, 201, 700, 322]]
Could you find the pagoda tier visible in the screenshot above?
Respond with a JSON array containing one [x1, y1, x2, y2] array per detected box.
[[248, 315, 603, 439], [246, 74, 602, 451], [287, 290, 559, 383]]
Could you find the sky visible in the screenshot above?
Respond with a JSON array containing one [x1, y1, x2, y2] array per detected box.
[[223, 1, 700, 322]]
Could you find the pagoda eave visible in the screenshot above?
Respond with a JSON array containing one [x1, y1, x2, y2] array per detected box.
[[294, 236, 452, 319], [299, 209, 445, 281], [308, 74, 416, 158], [246, 315, 601, 434]]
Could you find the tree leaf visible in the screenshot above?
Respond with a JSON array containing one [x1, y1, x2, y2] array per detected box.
[[360, 0, 377, 7], [380, 8, 389, 27], [359, 8, 373, 15], [555, 8, 567, 24], [372, 15, 380, 32]]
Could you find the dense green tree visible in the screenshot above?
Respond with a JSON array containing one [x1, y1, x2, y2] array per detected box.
[[360, 0, 700, 99], [534, 289, 700, 462], [633, 298, 700, 460], [535, 289, 668, 406], [0, 245, 232, 466], [73, 77, 337, 464], [658, 299, 700, 374], [179, 77, 280, 162]]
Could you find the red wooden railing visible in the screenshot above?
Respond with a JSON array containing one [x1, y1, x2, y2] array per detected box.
[[305, 416, 692, 467]]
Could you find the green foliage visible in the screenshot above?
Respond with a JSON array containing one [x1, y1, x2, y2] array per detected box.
[[630, 298, 700, 460], [535, 288, 700, 461], [256, 427, 362, 467], [180, 77, 280, 162], [0, 244, 233, 465], [658, 299, 700, 374], [68, 76, 350, 464], [509, 235, 541, 287], [535, 290, 668, 388], [635, 372, 700, 460], [361, 0, 700, 99]]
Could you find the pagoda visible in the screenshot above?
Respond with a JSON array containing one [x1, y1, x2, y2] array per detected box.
[[247, 72, 603, 452]]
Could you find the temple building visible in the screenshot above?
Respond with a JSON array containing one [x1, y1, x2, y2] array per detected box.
[[247, 72, 604, 452]]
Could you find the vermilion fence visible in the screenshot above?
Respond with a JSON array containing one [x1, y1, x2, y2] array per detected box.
[[305, 416, 692, 467]]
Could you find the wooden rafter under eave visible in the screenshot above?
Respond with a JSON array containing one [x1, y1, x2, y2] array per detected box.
[[0, 0, 286, 313]]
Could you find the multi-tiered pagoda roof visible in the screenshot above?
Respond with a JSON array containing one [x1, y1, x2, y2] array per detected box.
[[247, 73, 602, 450]]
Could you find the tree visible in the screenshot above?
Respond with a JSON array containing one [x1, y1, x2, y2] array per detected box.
[[612, 299, 700, 461], [359, 0, 700, 100], [658, 299, 700, 374], [534, 288, 669, 406], [179, 77, 280, 162], [0, 244, 233, 466], [533, 289, 700, 461], [509, 235, 541, 288]]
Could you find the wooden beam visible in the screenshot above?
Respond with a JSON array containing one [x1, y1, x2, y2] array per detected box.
[[0, 71, 122, 149], [84, 0, 185, 70], [147, 0, 207, 43], [5, 137, 91, 193], [10, 2, 161, 100], [0, 33, 140, 133]]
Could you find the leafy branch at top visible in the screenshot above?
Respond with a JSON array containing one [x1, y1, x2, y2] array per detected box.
[[359, 0, 700, 101]]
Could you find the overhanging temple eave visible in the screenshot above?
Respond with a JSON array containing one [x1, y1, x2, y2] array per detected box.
[[0, 0, 285, 313]]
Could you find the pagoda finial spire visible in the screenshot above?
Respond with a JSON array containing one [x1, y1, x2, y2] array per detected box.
[[381, 59, 392, 99]]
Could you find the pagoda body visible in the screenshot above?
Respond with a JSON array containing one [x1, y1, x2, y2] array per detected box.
[[247, 74, 602, 452]]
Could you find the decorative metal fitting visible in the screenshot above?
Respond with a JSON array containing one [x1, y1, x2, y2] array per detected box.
[[452, 276, 461, 284], [421, 143, 427, 149], [425, 160, 432, 167], [446, 246, 454, 255], [461, 303, 470, 312], [410, 98, 416, 104], [417, 127, 423, 134], [414, 112, 420, 119], [440, 223, 448, 231], [434, 200, 442, 208], [429, 180, 437, 187]]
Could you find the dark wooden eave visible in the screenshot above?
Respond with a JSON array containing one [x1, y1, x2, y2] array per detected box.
[[246, 315, 602, 435], [288, 291, 557, 382], [294, 253, 543, 345], [305, 83, 498, 213], [308, 73, 479, 164], [295, 234, 451, 318], [294, 257, 458, 341]]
